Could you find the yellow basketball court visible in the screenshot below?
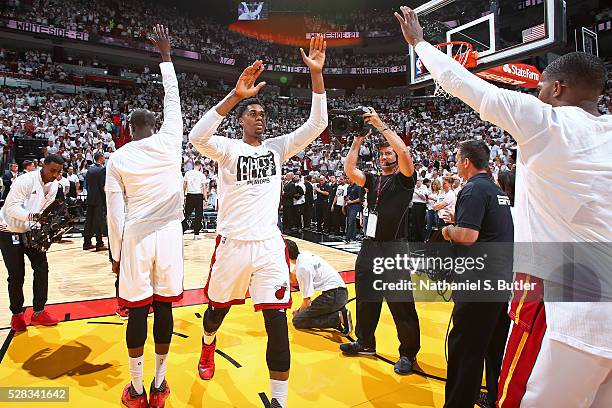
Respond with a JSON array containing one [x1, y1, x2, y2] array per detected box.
[[0, 234, 454, 407]]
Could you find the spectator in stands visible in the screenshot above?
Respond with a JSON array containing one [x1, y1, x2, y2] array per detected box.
[[411, 178, 428, 242], [433, 176, 456, 228], [344, 178, 363, 242], [22, 160, 35, 173], [2, 163, 19, 199], [425, 179, 440, 241], [83, 152, 107, 251]]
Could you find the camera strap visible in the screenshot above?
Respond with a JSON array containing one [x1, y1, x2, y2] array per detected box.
[[373, 167, 398, 213]]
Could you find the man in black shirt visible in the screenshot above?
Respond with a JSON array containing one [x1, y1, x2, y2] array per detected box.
[[303, 175, 314, 229], [314, 175, 331, 232], [281, 172, 296, 232], [441, 140, 513, 408], [340, 109, 421, 375], [344, 180, 363, 242], [83, 153, 108, 251]]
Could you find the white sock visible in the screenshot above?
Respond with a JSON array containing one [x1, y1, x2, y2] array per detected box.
[[128, 355, 144, 394], [270, 379, 288, 408], [203, 331, 216, 345], [154, 353, 168, 388]]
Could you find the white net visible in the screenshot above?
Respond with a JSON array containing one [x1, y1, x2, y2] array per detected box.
[[433, 42, 471, 99]]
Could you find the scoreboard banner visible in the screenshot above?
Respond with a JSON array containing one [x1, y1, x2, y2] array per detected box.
[[6, 20, 89, 41], [306, 32, 360, 39]]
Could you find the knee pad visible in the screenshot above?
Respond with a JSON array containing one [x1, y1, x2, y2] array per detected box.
[[263, 309, 290, 372], [126, 305, 148, 349], [203, 304, 230, 334], [152, 301, 173, 344]]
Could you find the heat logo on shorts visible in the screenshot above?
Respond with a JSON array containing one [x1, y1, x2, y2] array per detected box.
[[236, 152, 277, 184], [274, 283, 288, 300]]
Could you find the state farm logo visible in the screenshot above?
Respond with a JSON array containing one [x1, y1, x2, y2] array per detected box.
[[503, 64, 540, 81]]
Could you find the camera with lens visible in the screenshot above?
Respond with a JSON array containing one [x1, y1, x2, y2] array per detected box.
[[22, 197, 82, 252], [329, 106, 374, 137]]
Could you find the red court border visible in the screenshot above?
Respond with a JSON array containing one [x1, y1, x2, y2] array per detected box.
[[9, 270, 355, 325]]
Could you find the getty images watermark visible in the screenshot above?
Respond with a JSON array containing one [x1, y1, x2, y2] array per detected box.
[[359, 242, 612, 303], [370, 253, 535, 293]]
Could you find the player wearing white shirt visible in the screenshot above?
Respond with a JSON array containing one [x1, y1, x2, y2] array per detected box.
[[182, 162, 207, 239], [285, 239, 352, 335], [105, 26, 180, 408], [396, 7, 612, 408], [189, 35, 328, 408]]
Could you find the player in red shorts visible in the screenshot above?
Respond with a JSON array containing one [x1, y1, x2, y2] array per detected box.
[[396, 6, 612, 407]]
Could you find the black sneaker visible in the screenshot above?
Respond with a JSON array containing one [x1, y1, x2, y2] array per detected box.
[[270, 397, 283, 408], [394, 356, 416, 375], [339, 340, 376, 356], [338, 308, 353, 336]]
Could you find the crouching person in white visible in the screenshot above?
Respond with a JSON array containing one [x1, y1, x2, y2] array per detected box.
[[105, 25, 183, 408], [286, 239, 353, 335]]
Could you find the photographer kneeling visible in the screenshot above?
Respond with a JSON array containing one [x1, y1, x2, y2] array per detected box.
[[440, 140, 513, 407], [0, 154, 65, 332]]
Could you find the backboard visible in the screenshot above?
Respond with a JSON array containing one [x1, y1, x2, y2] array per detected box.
[[409, 0, 567, 88]]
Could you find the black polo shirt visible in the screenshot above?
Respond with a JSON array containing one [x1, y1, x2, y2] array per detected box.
[[346, 183, 364, 209], [363, 170, 416, 241], [315, 183, 332, 204], [454, 173, 514, 300], [455, 173, 513, 243]]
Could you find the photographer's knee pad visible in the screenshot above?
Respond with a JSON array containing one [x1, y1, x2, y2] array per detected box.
[[203, 304, 230, 334], [126, 305, 148, 349], [263, 309, 290, 372]]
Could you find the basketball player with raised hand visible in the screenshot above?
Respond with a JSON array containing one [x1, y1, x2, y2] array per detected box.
[[189, 34, 328, 408], [395, 6, 612, 407], [105, 25, 183, 408]]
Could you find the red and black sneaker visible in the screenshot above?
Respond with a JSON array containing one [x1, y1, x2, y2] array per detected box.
[[121, 383, 148, 408], [30, 310, 59, 326], [11, 313, 27, 332], [116, 306, 129, 320], [149, 379, 170, 408], [198, 338, 216, 380]]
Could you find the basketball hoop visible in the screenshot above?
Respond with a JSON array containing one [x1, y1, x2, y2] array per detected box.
[[432, 41, 478, 99]]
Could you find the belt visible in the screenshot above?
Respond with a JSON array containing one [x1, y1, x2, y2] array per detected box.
[[322, 287, 348, 294]]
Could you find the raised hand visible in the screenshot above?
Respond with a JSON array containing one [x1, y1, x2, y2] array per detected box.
[[150, 24, 172, 62], [394, 6, 425, 46], [234, 60, 266, 100], [300, 34, 326, 73]]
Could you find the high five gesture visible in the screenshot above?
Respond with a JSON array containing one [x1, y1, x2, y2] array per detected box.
[[300, 34, 327, 74], [150, 24, 172, 62], [301, 33, 326, 94], [234, 60, 267, 100]]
